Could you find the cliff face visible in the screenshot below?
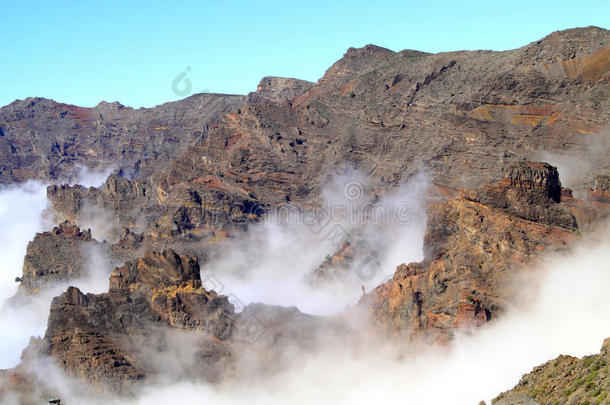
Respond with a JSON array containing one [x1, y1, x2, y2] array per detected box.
[[31, 248, 336, 395], [18, 221, 97, 293], [361, 162, 594, 342]]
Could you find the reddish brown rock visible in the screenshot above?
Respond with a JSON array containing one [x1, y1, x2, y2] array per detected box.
[[42, 27, 610, 254], [0, 94, 245, 185], [466, 161, 578, 229], [40, 250, 235, 393], [362, 167, 580, 342]]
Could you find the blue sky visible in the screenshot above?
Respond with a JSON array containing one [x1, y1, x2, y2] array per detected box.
[[1, 0, 608, 108]]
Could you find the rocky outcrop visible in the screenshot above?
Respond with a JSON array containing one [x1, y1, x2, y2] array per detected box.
[[18, 221, 98, 293], [503, 161, 562, 201], [107, 250, 235, 336], [17, 244, 353, 397], [47, 167, 268, 242], [2, 26, 610, 401], [310, 242, 355, 284], [466, 161, 578, 229], [493, 338, 610, 405], [46, 171, 154, 239], [40, 249, 235, 393], [15, 219, 150, 295], [362, 166, 579, 341]]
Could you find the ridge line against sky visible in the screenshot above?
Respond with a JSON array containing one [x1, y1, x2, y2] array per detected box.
[[1, 0, 609, 109]]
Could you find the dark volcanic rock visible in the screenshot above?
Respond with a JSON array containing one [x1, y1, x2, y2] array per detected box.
[[15, 219, 148, 295], [0, 93, 245, 184], [466, 161, 578, 229], [18, 221, 99, 293], [248, 77, 314, 104], [505, 161, 562, 201], [27, 248, 351, 396], [3, 26, 610, 400], [108, 250, 234, 336], [40, 249, 235, 393]]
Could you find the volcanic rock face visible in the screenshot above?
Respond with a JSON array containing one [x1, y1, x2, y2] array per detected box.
[[25, 246, 345, 396], [248, 77, 315, 104], [107, 249, 235, 335], [467, 161, 578, 229], [0, 94, 245, 184], [15, 219, 150, 295], [18, 221, 98, 293], [362, 163, 580, 342], [38, 27, 609, 256], [504, 161, 562, 202], [40, 249, 235, 393], [46, 167, 268, 242]]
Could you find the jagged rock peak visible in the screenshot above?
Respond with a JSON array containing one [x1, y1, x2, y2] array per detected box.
[[17, 220, 100, 293]]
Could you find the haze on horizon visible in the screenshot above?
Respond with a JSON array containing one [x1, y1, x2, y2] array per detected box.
[[1, 0, 608, 109]]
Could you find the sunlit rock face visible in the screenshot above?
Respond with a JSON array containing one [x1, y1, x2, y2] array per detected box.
[[362, 162, 592, 342], [40, 249, 236, 394]]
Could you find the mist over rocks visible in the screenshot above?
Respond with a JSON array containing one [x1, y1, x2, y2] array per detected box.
[[0, 26, 610, 404], [362, 163, 586, 342], [31, 26, 609, 259], [10, 248, 356, 398]]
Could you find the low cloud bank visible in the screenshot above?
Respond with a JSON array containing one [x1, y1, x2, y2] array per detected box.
[[537, 129, 610, 197], [127, 221, 610, 405], [203, 170, 430, 315]]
